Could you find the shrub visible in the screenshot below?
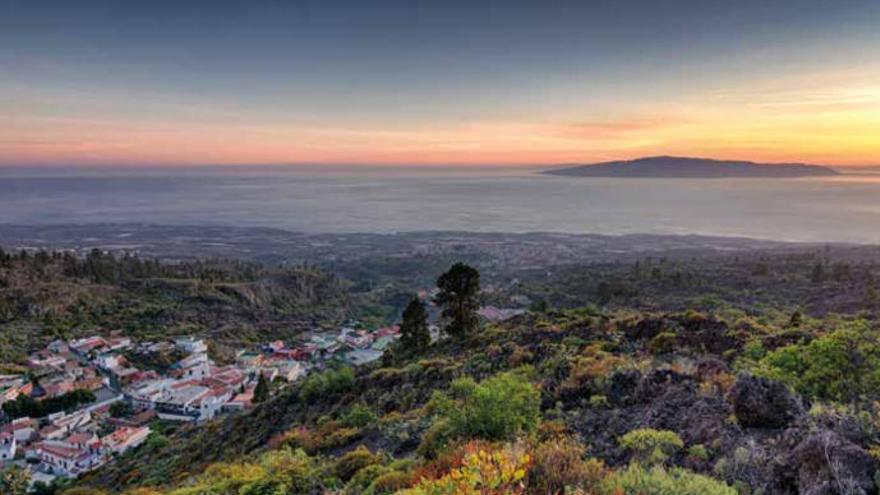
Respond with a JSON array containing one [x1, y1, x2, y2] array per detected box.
[[602, 463, 736, 495], [345, 465, 390, 495], [754, 320, 880, 402], [589, 395, 609, 408], [509, 345, 535, 367], [283, 422, 361, 454], [648, 332, 678, 355], [618, 429, 683, 466], [167, 462, 265, 495], [2, 465, 31, 495], [366, 471, 412, 494], [687, 444, 710, 461], [299, 366, 356, 403], [257, 448, 323, 493], [527, 436, 606, 495], [399, 443, 530, 495], [335, 446, 381, 482], [426, 369, 540, 445], [560, 344, 628, 396], [416, 418, 455, 460], [341, 403, 378, 428]]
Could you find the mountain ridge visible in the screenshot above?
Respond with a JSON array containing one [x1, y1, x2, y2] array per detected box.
[[543, 155, 839, 178]]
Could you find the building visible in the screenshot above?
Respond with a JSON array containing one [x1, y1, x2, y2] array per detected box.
[[477, 306, 526, 322], [107, 337, 133, 351], [264, 340, 285, 353], [346, 349, 383, 366], [102, 426, 150, 455], [174, 337, 208, 355], [131, 379, 229, 422], [0, 432, 16, 461], [33, 441, 105, 477], [1, 417, 36, 443], [69, 336, 108, 355], [223, 389, 253, 412]]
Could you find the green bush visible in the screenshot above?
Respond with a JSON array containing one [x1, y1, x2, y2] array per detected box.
[[345, 465, 389, 495], [426, 368, 540, 444], [687, 444, 710, 461], [602, 464, 736, 495], [366, 471, 411, 494], [648, 332, 677, 355], [2, 389, 96, 419], [335, 446, 380, 482], [528, 436, 606, 495], [300, 366, 357, 403], [754, 320, 880, 402], [341, 404, 378, 428], [618, 429, 683, 466]]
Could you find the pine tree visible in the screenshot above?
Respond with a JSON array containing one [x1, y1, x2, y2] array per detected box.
[[400, 297, 430, 351], [435, 263, 481, 337], [253, 373, 270, 403]]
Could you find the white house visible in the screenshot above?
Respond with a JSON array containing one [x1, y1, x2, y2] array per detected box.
[[0, 432, 16, 460], [175, 337, 208, 355], [102, 426, 150, 455]]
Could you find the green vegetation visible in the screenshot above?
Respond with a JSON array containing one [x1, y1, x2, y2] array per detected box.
[[253, 373, 270, 404], [603, 464, 736, 495], [398, 297, 429, 352], [0, 249, 350, 363], [2, 388, 96, 419], [340, 403, 378, 428], [299, 366, 356, 403], [1, 248, 875, 495], [1, 465, 30, 495], [434, 262, 480, 337], [429, 369, 540, 442], [750, 320, 880, 403], [618, 429, 684, 466]]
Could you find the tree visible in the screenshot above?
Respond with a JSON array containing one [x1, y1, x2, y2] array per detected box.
[[399, 297, 430, 351], [253, 373, 270, 404], [435, 263, 481, 337], [110, 401, 133, 418]]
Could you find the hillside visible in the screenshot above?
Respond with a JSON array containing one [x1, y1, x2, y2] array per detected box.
[[0, 248, 351, 363], [3, 247, 880, 495], [543, 156, 839, 178], [76, 307, 880, 495]]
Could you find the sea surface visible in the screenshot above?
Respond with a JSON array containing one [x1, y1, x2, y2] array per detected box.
[[2, 166, 880, 243]]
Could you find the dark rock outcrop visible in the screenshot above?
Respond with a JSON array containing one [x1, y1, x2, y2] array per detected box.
[[728, 374, 803, 429], [785, 430, 877, 495]]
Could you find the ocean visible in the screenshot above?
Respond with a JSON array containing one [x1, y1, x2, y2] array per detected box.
[[2, 166, 880, 243]]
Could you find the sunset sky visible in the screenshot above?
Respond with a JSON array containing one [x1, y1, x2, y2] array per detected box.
[[2, 0, 880, 167]]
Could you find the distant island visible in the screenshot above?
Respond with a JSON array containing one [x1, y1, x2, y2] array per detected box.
[[543, 156, 840, 178]]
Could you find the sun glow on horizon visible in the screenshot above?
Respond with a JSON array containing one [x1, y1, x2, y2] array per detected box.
[[3, 2, 880, 168]]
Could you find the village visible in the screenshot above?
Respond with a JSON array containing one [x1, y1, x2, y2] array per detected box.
[[0, 283, 529, 489], [0, 322, 405, 486]]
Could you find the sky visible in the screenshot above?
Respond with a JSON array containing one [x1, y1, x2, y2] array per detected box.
[[2, 0, 880, 167]]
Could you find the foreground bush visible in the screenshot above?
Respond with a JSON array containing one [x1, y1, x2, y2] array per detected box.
[[754, 320, 880, 403], [527, 436, 606, 494], [618, 429, 683, 466], [602, 463, 737, 495], [401, 443, 530, 495], [428, 369, 540, 445]]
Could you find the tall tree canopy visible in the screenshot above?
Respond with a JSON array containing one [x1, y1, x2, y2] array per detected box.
[[253, 373, 270, 404], [435, 263, 481, 337], [399, 297, 430, 351]]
